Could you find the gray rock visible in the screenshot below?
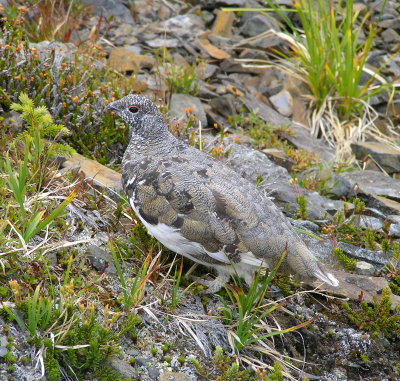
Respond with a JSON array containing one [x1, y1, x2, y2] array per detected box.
[[0, 346, 7, 357], [244, 95, 335, 162], [269, 89, 293, 117], [1, 111, 24, 135], [161, 14, 205, 37], [331, 170, 400, 200], [81, 0, 134, 24], [289, 218, 320, 233], [169, 94, 207, 127], [85, 245, 117, 275], [339, 242, 388, 266], [106, 357, 137, 378], [358, 215, 400, 237], [160, 372, 191, 381], [126, 348, 140, 357], [241, 13, 280, 37], [30, 41, 76, 69], [358, 215, 383, 230], [209, 94, 237, 118], [381, 28, 400, 43], [172, 294, 230, 358], [351, 142, 400, 174], [136, 357, 153, 367], [298, 227, 389, 267], [237, 33, 284, 50], [0, 336, 7, 347], [146, 38, 179, 48], [148, 366, 161, 380], [355, 261, 376, 276]]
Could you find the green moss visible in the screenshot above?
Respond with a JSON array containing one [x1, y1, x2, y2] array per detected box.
[[161, 343, 171, 354], [265, 362, 284, 381], [0, 286, 8, 297], [43, 340, 61, 381], [4, 352, 16, 364], [177, 356, 185, 365], [389, 275, 400, 296], [360, 353, 369, 364]]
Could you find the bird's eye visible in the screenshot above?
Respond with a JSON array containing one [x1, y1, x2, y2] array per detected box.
[[128, 105, 140, 114]]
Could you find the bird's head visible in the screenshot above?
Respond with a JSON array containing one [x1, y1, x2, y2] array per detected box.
[[107, 94, 164, 138]]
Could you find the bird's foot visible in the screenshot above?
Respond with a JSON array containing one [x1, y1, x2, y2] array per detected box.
[[195, 276, 227, 294]]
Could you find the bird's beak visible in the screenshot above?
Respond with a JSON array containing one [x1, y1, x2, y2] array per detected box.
[[106, 102, 118, 112]]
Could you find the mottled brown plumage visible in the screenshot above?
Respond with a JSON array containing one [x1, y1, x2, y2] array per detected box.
[[107, 94, 339, 292]]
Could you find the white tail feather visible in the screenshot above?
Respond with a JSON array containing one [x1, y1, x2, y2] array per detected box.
[[314, 267, 339, 287]]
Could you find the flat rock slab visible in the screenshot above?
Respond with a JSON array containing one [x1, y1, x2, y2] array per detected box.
[[351, 142, 400, 173], [313, 271, 400, 309], [335, 170, 400, 199], [108, 48, 156, 72], [61, 153, 122, 193]]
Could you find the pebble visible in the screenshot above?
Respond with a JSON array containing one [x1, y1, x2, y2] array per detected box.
[[355, 261, 376, 276]]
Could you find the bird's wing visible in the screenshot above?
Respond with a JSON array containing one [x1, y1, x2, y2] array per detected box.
[[124, 154, 270, 262]]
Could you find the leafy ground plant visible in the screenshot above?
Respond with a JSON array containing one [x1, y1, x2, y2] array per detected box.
[[217, 250, 313, 378], [0, 12, 129, 165], [343, 287, 400, 339], [1, 93, 76, 248]]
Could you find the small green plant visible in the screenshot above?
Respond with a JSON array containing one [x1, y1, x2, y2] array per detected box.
[[110, 240, 154, 310], [353, 198, 366, 214], [332, 247, 357, 271], [21, 356, 29, 365], [2, 93, 76, 244], [190, 357, 207, 377], [168, 260, 192, 310], [218, 250, 311, 353], [363, 228, 377, 250], [164, 356, 172, 364], [343, 288, 400, 338], [360, 353, 369, 364], [262, 362, 284, 381], [3, 283, 56, 337], [295, 194, 308, 219], [161, 343, 171, 354], [4, 352, 16, 364], [211, 346, 252, 380], [177, 356, 185, 365], [157, 52, 203, 99]]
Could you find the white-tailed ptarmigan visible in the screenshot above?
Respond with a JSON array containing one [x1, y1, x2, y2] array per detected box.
[[107, 94, 339, 292]]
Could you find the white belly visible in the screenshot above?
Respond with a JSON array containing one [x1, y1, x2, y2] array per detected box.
[[129, 200, 264, 285]]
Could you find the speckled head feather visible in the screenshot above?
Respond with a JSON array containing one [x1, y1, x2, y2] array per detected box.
[[110, 94, 339, 292], [107, 94, 164, 137]]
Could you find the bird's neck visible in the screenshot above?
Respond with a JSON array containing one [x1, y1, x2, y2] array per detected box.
[[126, 126, 179, 157]]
